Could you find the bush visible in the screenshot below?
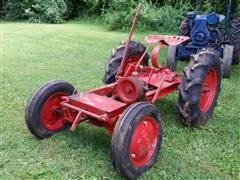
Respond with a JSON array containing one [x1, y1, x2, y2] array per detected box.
[[104, 0, 136, 31], [104, 0, 192, 32], [4, 0, 239, 31], [6, 0, 70, 23], [25, 0, 68, 23], [6, 0, 29, 19], [5, 0, 110, 23]]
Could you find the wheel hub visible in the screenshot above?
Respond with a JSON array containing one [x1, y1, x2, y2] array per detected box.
[[40, 92, 68, 131], [199, 68, 218, 112], [129, 116, 159, 167]]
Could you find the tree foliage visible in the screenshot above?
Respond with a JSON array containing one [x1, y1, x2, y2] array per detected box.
[[3, 0, 240, 31], [104, 0, 192, 31]]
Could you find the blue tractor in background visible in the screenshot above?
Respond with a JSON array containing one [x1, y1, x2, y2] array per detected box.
[[167, 0, 240, 78]]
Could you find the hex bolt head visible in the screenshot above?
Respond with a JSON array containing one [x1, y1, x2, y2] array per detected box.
[[131, 153, 136, 158]]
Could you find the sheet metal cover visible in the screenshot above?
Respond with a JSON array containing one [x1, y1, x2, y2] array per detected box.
[[145, 35, 189, 45], [69, 93, 126, 113]]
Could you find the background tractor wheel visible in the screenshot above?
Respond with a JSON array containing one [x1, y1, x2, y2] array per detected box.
[[229, 17, 240, 64], [102, 41, 149, 84], [166, 45, 178, 71], [25, 80, 76, 139], [177, 49, 221, 128], [178, 18, 190, 36], [221, 44, 233, 78], [111, 102, 163, 179]]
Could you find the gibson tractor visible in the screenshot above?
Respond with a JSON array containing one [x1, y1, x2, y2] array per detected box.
[[166, 0, 240, 78], [25, 4, 222, 179]]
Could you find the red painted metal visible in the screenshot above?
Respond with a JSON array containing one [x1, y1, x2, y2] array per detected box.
[[151, 75, 165, 103], [59, 43, 185, 132], [129, 116, 159, 167], [117, 4, 142, 76], [50, 9, 190, 133], [151, 43, 165, 68], [40, 92, 68, 131], [116, 77, 143, 104], [134, 44, 151, 71], [37, 4, 194, 152], [123, 56, 145, 78], [70, 111, 83, 131], [145, 34, 190, 45], [199, 68, 218, 112]]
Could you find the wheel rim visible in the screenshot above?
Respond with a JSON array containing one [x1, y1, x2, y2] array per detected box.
[[199, 68, 218, 112], [40, 92, 68, 131], [129, 116, 159, 167]]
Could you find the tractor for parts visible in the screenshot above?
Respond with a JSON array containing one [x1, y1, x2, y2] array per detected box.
[[166, 0, 240, 78], [25, 4, 222, 179]]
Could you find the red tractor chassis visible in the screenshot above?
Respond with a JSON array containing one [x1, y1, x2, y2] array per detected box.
[[55, 35, 189, 133], [26, 4, 221, 179]]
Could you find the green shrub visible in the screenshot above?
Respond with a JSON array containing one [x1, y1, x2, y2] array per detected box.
[[6, 0, 29, 19], [24, 0, 68, 23], [197, 0, 214, 13], [104, 0, 136, 31], [104, 0, 192, 32], [65, 0, 111, 18], [6, 0, 71, 23], [4, 0, 238, 29]]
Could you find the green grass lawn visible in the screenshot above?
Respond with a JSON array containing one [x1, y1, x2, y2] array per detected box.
[[1, 21, 240, 179]]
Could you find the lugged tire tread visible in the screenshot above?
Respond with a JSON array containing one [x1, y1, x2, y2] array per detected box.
[[177, 49, 221, 127], [103, 41, 149, 84], [229, 18, 240, 64]]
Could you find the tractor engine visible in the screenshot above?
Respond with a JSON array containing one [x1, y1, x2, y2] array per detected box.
[[183, 12, 224, 46]]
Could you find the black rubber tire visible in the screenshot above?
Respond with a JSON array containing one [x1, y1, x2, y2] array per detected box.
[[229, 17, 240, 64], [177, 49, 221, 128], [25, 80, 75, 139], [178, 18, 190, 36], [111, 102, 163, 179], [103, 41, 149, 84], [221, 44, 233, 78], [166, 45, 178, 71]]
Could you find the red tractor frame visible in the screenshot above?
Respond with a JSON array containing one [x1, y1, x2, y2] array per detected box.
[[25, 4, 222, 179]]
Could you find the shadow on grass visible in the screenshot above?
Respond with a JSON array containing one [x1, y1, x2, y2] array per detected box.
[[64, 125, 110, 147], [155, 96, 186, 129], [59, 96, 186, 153]]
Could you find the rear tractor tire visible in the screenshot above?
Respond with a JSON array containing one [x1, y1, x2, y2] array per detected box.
[[178, 18, 190, 36], [166, 45, 178, 71], [103, 41, 149, 84], [25, 80, 76, 139], [229, 17, 240, 64], [111, 102, 163, 179], [177, 49, 221, 128], [221, 44, 233, 78]]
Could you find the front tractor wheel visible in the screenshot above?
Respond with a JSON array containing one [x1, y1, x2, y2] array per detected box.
[[177, 49, 221, 127], [25, 80, 76, 139], [111, 102, 163, 179]]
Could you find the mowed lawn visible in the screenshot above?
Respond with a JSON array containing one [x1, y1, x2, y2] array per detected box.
[[1, 21, 240, 179]]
